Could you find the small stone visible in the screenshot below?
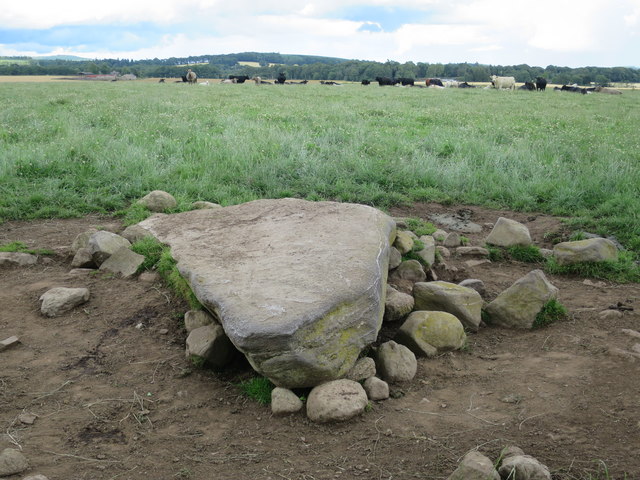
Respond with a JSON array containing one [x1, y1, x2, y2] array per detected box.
[[98, 247, 145, 278], [432, 229, 447, 244], [185, 324, 236, 369], [70, 248, 95, 268], [388, 247, 402, 270], [456, 246, 489, 257], [158, 328, 169, 335], [500, 394, 523, 404], [458, 279, 486, 297], [40, 287, 90, 317], [599, 309, 623, 319], [18, 413, 37, 425], [345, 357, 376, 381], [393, 231, 415, 255], [23, 475, 50, 480], [447, 450, 499, 480], [137, 190, 177, 212], [271, 387, 303, 415], [396, 311, 466, 357], [0, 252, 37, 268], [306, 379, 368, 423], [192, 201, 222, 209], [416, 235, 436, 267], [184, 310, 216, 333], [120, 224, 154, 244], [465, 259, 491, 268], [71, 229, 98, 253], [498, 453, 551, 480], [436, 246, 451, 258], [67, 268, 96, 275], [0, 336, 20, 353], [88, 231, 131, 266], [443, 232, 461, 248], [363, 377, 389, 401], [485, 217, 532, 247], [0, 448, 29, 476], [375, 341, 417, 383], [384, 285, 415, 322], [138, 272, 159, 283], [553, 238, 618, 266]]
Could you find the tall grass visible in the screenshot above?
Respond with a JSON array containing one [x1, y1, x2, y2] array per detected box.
[[1, 82, 639, 252]]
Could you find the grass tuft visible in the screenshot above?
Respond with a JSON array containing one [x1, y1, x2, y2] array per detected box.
[[238, 376, 275, 405], [533, 299, 568, 329], [0, 241, 54, 255], [131, 236, 203, 309], [506, 244, 545, 263], [404, 218, 437, 237], [486, 245, 504, 262]]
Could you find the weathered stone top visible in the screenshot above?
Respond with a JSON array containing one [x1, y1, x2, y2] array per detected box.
[[138, 198, 396, 387]]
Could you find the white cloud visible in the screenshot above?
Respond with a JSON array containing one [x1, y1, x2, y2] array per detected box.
[[1, 0, 639, 67]]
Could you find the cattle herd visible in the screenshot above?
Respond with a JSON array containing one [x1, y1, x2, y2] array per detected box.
[[164, 70, 622, 94]]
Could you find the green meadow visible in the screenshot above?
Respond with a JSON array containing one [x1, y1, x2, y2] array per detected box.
[[1, 81, 639, 252]]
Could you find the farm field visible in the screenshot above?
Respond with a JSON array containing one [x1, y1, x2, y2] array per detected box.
[[1, 80, 639, 480], [1, 80, 639, 251]]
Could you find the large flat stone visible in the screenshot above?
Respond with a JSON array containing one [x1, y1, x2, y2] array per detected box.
[[138, 198, 396, 388]]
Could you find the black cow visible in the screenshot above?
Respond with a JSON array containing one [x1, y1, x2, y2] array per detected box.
[[425, 78, 444, 87], [375, 76, 397, 86], [275, 73, 287, 84], [181, 75, 188, 83], [519, 81, 536, 91], [320, 81, 341, 85], [229, 75, 250, 83], [458, 81, 475, 88], [361, 79, 370, 85], [561, 85, 588, 94], [535, 77, 547, 91], [397, 77, 415, 86]]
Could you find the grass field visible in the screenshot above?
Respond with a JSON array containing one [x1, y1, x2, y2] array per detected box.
[[1, 80, 639, 253]]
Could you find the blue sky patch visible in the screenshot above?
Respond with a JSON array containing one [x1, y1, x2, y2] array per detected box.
[[0, 23, 181, 53], [338, 6, 429, 32]]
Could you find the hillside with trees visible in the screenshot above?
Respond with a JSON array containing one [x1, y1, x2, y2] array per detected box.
[[0, 52, 638, 85]]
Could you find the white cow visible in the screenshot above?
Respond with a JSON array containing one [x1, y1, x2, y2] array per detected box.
[[490, 75, 515, 90]]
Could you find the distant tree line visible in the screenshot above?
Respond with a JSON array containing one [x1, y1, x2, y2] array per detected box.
[[1, 52, 638, 85]]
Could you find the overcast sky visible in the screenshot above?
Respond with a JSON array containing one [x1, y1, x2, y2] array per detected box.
[[1, 0, 639, 68]]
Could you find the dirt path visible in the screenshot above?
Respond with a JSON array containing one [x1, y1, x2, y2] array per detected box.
[[1, 205, 639, 479]]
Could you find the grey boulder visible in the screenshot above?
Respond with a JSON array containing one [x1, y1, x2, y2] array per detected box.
[[0, 448, 29, 476], [40, 287, 90, 317], [185, 324, 236, 369], [375, 340, 417, 383], [499, 450, 551, 480], [553, 238, 619, 265], [413, 281, 483, 332], [271, 387, 303, 415], [138, 198, 396, 388], [484, 270, 558, 329], [137, 190, 177, 212], [0, 252, 37, 268], [396, 311, 466, 357], [98, 247, 145, 278], [485, 217, 532, 247], [448, 451, 499, 480], [306, 379, 368, 423], [88, 231, 131, 266]]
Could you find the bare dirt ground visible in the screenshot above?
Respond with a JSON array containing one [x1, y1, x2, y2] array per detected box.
[[1, 204, 639, 480]]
